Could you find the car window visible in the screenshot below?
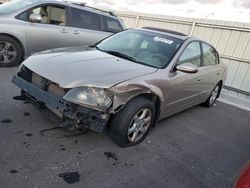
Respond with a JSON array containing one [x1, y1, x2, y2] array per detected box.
[[29, 5, 66, 26], [102, 16, 122, 33], [202, 43, 218, 66], [70, 8, 101, 30], [179, 42, 201, 67], [16, 11, 27, 21]]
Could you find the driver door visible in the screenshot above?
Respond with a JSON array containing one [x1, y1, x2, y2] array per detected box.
[[164, 41, 205, 116]]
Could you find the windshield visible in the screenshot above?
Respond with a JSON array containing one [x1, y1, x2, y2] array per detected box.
[[0, 0, 39, 14], [96, 30, 183, 68]]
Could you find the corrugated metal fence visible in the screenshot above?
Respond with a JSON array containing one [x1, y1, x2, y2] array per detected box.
[[117, 11, 250, 99]]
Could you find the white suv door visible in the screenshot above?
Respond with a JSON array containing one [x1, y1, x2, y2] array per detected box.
[[25, 4, 71, 55]]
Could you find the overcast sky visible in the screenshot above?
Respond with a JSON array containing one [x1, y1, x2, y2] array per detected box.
[[71, 0, 250, 23]]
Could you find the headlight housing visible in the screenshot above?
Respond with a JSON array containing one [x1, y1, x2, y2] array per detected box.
[[63, 87, 113, 111]]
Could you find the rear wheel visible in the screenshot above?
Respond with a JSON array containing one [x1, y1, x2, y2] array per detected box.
[[0, 35, 23, 67], [204, 83, 221, 107], [108, 97, 156, 147]]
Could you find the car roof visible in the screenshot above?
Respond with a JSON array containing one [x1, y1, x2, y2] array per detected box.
[[138, 27, 191, 41]]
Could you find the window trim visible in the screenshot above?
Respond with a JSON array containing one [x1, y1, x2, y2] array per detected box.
[[68, 7, 101, 31], [15, 3, 69, 27], [171, 40, 202, 72], [200, 42, 219, 67]]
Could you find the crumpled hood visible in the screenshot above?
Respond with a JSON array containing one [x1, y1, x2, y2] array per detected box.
[[23, 46, 157, 88]]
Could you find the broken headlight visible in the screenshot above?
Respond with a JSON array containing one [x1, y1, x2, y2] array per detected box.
[[63, 87, 113, 111]]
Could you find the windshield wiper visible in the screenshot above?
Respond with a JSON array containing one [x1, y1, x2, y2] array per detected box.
[[102, 50, 137, 62]]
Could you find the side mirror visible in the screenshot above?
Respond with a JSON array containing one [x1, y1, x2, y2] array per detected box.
[[29, 13, 42, 23], [176, 63, 198, 74]]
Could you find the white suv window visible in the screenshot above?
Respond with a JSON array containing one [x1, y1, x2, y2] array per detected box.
[[30, 5, 66, 26], [70, 8, 101, 30], [102, 16, 122, 33]]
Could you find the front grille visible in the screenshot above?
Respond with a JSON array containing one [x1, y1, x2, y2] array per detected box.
[[18, 66, 32, 82]]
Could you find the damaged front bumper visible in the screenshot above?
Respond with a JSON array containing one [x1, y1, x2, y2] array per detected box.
[[12, 75, 110, 132]]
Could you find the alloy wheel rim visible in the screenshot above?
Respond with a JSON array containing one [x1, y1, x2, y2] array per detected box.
[[210, 85, 219, 104], [0, 41, 17, 64], [127, 108, 152, 143]]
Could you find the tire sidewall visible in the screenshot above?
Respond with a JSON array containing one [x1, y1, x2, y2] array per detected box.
[[206, 83, 221, 107], [108, 97, 156, 147]]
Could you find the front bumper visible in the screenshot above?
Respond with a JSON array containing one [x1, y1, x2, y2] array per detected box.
[[12, 75, 110, 132]]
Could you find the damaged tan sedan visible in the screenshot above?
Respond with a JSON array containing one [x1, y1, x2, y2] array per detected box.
[[12, 27, 226, 147]]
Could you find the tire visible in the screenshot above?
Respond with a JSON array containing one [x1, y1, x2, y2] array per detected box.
[[203, 83, 222, 107], [108, 97, 156, 147], [0, 35, 23, 67]]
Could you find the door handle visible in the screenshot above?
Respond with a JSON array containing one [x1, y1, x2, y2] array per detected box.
[[73, 31, 80, 35], [61, 29, 69, 34]]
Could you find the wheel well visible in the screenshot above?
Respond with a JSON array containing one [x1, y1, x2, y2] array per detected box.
[[217, 80, 223, 98], [218, 80, 223, 87], [0, 33, 25, 59], [112, 93, 161, 126]]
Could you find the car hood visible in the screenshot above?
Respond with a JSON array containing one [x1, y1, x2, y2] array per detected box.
[[23, 46, 157, 89]]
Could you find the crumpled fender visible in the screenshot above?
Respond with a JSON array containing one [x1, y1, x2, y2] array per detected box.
[[110, 78, 165, 113]]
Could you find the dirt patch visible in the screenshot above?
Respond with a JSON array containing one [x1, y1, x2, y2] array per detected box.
[[9, 170, 18, 174], [58, 172, 80, 184], [1, 119, 13, 124], [104, 152, 120, 166], [104, 152, 118, 161], [15, 131, 24, 134], [24, 112, 30, 116]]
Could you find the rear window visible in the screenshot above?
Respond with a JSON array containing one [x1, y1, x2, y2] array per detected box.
[[102, 16, 122, 33], [70, 8, 101, 30]]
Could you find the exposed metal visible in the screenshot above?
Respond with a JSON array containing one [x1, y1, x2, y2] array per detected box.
[[12, 75, 110, 132]]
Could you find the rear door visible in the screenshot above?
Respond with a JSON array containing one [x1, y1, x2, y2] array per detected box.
[[199, 42, 221, 95], [67, 7, 111, 46], [25, 4, 71, 55]]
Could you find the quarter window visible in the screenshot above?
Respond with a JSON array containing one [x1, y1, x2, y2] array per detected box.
[[102, 16, 122, 33], [29, 5, 66, 26], [202, 43, 218, 66], [179, 42, 201, 67], [70, 8, 101, 30]]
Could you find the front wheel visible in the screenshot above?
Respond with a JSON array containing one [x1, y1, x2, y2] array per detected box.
[[108, 97, 156, 147], [203, 83, 222, 107], [0, 35, 23, 67]]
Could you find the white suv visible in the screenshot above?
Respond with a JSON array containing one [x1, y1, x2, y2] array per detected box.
[[0, 0, 125, 67]]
